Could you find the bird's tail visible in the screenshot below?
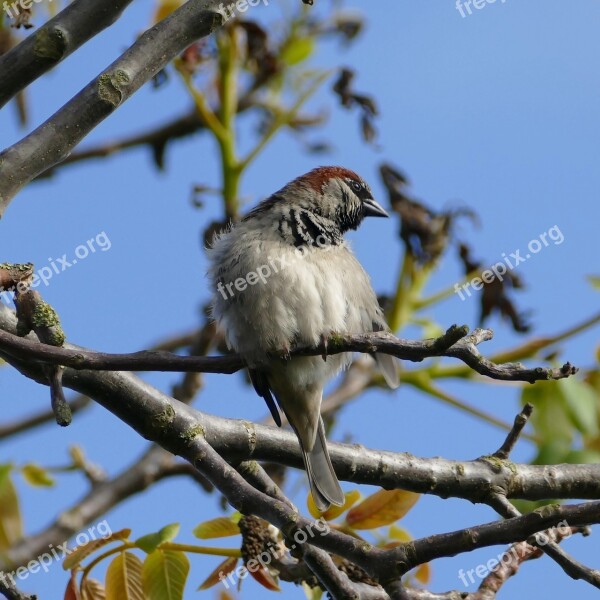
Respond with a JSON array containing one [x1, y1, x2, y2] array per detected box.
[[301, 417, 345, 512]]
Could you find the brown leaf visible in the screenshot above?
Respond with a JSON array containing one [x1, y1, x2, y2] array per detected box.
[[64, 571, 80, 600], [197, 556, 238, 591], [249, 565, 280, 591]]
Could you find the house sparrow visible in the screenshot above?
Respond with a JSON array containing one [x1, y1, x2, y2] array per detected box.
[[208, 166, 399, 511]]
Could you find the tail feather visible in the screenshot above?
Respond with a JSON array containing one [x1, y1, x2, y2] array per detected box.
[[375, 352, 400, 389], [301, 418, 344, 511]]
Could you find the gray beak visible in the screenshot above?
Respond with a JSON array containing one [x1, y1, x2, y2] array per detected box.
[[363, 198, 389, 218]]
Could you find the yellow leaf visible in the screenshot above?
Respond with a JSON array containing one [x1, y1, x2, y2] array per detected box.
[[193, 517, 240, 539], [307, 490, 361, 520], [197, 557, 238, 590], [21, 463, 55, 487], [142, 550, 189, 600], [388, 525, 412, 542], [0, 468, 22, 550], [82, 578, 106, 600], [302, 582, 323, 599], [105, 552, 144, 600], [153, 0, 184, 24], [63, 529, 131, 570], [345, 489, 420, 530], [415, 563, 431, 584]]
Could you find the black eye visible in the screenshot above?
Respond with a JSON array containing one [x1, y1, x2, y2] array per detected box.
[[351, 180, 362, 192]]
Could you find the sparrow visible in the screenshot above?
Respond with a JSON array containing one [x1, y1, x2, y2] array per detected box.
[[208, 166, 399, 511]]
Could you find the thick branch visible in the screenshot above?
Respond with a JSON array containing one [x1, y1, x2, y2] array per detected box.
[[0, 307, 596, 504], [1, 305, 599, 594], [0, 0, 134, 109], [0, 0, 226, 217]]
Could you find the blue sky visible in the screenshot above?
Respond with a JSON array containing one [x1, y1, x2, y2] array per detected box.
[[1, 0, 599, 597]]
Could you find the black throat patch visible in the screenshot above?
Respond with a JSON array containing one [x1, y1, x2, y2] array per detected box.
[[279, 208, 344, 248]]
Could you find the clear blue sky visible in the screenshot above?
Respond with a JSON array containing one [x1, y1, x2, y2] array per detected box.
[[1, 1, 599, 597]]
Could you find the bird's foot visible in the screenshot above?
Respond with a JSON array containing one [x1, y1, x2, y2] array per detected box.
[[278, 344, 291, 362], [320, 333, 329, 362]]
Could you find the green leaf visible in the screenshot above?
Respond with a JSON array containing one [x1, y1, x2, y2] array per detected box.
[[0, 464, 12, 489], [522, 382, 573, 444], [136, 523, 180, 553], [142, 550, 189, 600], [105, 552, 144, 600], [587, 275, 600, 291], [532, 440, 572, 466], [280, 37, 315, 66], [21, 463, 55, 487], [564, 449, 600, 464], [558, 378, 599, 436]]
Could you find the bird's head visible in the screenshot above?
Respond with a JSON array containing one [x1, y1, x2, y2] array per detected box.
[[281, 166, 389, 233]]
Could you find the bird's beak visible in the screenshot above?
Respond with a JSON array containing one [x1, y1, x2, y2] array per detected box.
[[363, 198, 389, 218]]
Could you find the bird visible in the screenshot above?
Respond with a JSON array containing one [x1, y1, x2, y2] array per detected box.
[[208, 166, 399, 511]]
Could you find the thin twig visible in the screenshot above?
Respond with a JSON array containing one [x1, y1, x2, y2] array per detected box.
[[0, 325, 578, 383], [492, 403, 533, 459], [488, 494, 600, 590]]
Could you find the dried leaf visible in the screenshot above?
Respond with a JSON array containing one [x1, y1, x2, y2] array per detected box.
[[197, 556, 238, 590], [249, 565, 280, 591], [64, 570, 80, 600], [415, 562, 431, 584]]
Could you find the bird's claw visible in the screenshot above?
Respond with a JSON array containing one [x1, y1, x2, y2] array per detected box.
[[320, 333, 329, 362]]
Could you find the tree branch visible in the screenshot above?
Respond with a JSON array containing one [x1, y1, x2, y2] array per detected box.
[[0, 324, 577, 383], [1, 305, 599, 595], [0, 0, 226, 217], [0, 445, 191, 572], [0, 306, 596, 505], [0, 0, 135, 109]]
